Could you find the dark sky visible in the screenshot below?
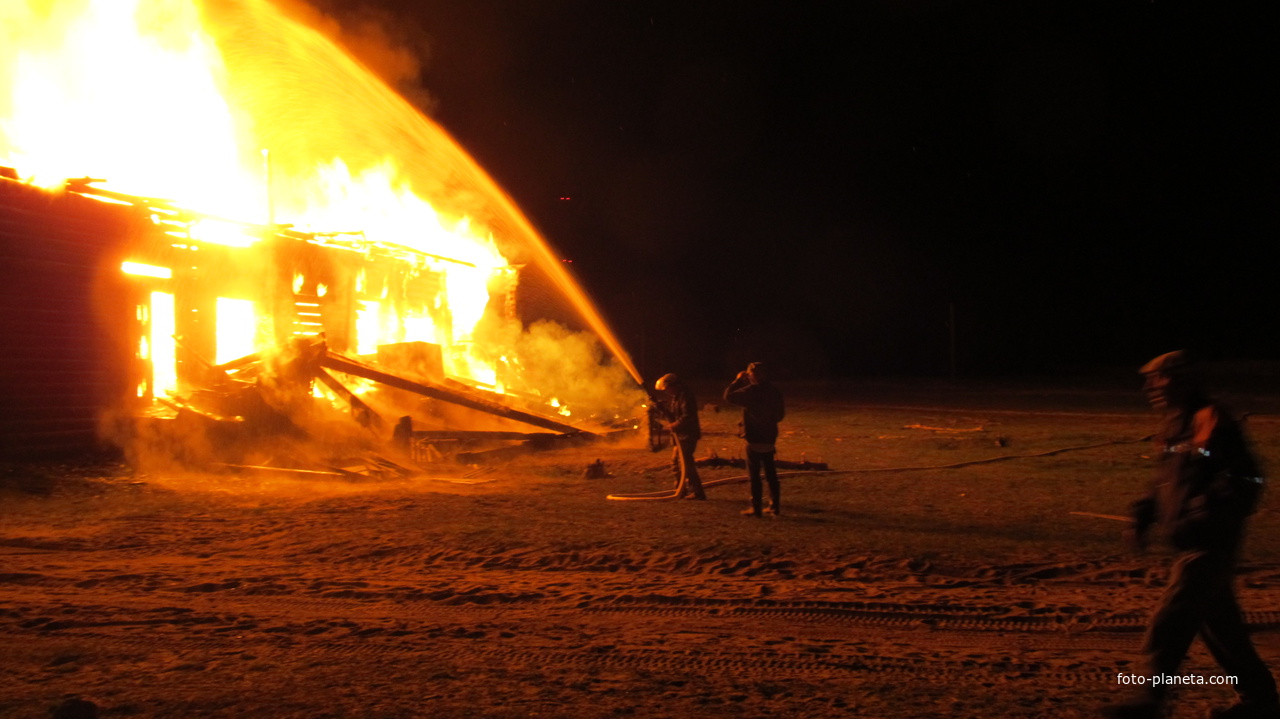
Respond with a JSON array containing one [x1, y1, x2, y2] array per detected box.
[[318, 0, 1280, 379]]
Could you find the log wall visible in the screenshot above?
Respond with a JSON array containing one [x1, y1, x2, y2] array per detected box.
[[0, 179, 138, 458]]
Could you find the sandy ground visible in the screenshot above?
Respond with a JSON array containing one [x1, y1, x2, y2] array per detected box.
[[6, 381, 1280, 718]]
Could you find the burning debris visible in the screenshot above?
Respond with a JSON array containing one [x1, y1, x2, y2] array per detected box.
[[124, 328, 639, 476]]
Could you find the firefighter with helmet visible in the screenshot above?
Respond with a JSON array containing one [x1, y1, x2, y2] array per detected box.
[[654, 373, 706, 500]]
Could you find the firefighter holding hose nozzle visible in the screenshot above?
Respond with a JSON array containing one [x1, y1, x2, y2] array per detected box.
[[652, 373, 706, 500]]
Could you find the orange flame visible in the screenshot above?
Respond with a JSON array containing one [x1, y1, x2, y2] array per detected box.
[[0, 0, 263, 217], [1, 0, 641, 423]]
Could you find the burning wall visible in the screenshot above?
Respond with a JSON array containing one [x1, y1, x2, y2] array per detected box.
[[0, 0, 643, 462]]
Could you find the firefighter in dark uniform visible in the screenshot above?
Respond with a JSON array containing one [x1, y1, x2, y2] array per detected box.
[[1104, 351, 1279, 719], [724, 362, 785, 517], [655, 373, 706, 500]]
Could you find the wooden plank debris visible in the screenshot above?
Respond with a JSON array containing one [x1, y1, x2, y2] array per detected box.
[[315, 368, 384, 428], [133, 336, 628, 475], [320, 350, 587, 435]]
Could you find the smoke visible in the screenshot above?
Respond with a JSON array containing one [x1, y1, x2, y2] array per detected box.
[[473, 316, 647, 426], [266, 0, 437, 114]]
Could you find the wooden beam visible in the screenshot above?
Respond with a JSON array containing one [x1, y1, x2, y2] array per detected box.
[[319, 351, 587, 435], [411, 430, 561, 441], [315, 368, 384, 428], [454, 427, 639, 465]]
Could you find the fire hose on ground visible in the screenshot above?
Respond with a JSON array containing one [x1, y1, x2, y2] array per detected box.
[[605, 435, 1153, 501]]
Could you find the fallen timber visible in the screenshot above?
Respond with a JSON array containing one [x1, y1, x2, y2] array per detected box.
[[319, 351, 587, 436], [450, 427, 636, 465], [315, 367, 383, 429], [409, 430, 566, 441], [217, 452, 416, 481]]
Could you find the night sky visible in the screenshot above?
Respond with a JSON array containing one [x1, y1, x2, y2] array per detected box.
[[312, 0, 1280, 380]]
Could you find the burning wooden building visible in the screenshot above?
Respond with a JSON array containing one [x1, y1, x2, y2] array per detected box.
[[0, 1, 643, 470], [0, 172, 640, 471]]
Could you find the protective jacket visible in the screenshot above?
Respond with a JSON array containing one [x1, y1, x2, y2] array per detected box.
[[1132, 401, 1265, 552], [663, 385, 701, 441]]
